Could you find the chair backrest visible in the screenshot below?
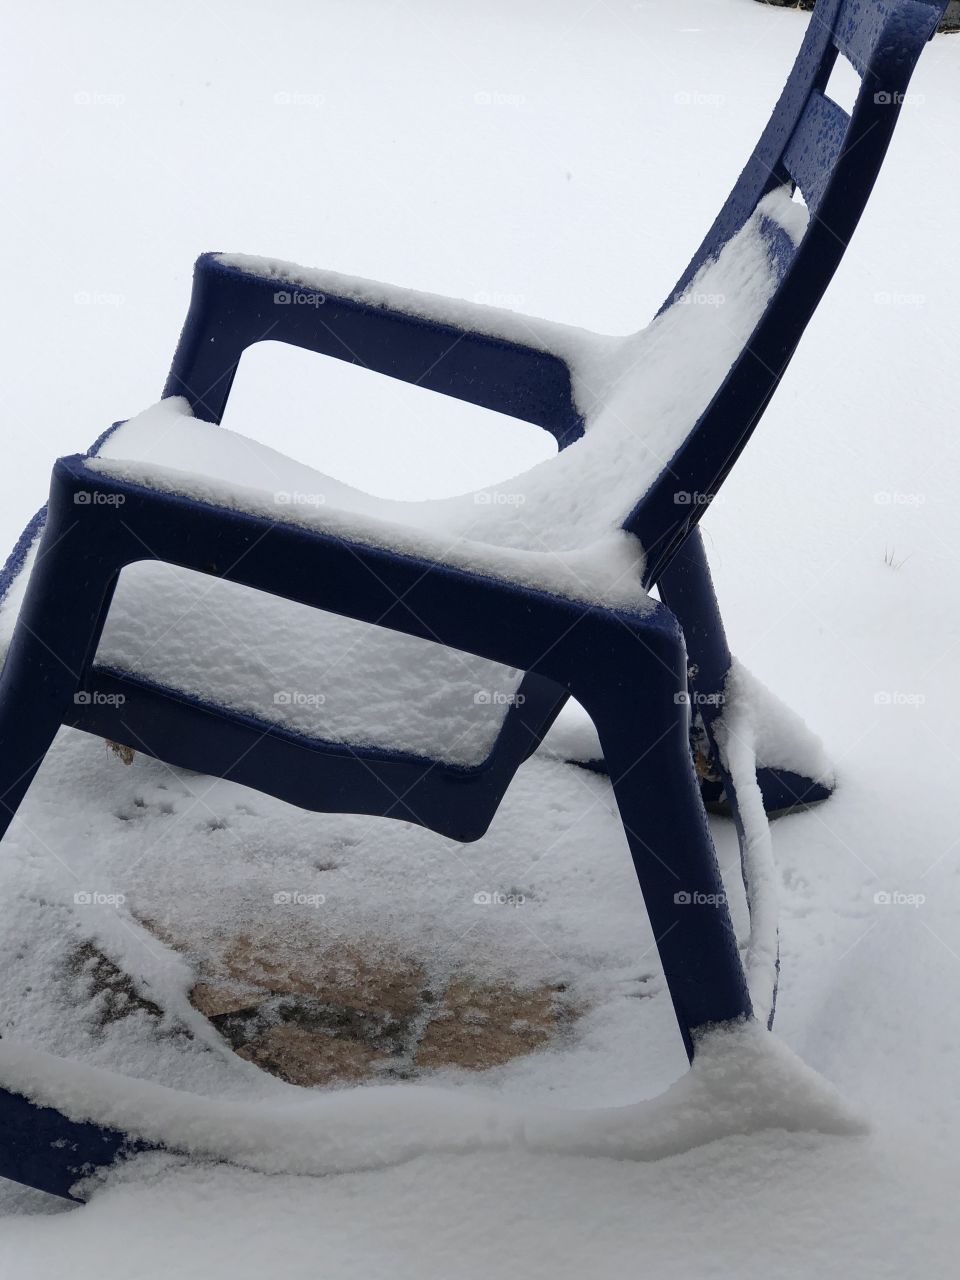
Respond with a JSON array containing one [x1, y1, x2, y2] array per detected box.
[[630, 0, 947, 584]]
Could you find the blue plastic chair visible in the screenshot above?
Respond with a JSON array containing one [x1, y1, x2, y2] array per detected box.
[[0, 0, 946, 1199]]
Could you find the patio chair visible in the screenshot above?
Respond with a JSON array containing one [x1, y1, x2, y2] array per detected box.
[[0, 0, 947, 1199]]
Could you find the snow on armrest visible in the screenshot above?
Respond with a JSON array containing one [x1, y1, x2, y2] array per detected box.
[[216, 252, 607, 376]]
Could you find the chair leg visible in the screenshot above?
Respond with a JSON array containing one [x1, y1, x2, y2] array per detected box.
[[578, 611, 752, 1062], [0, 503, 124, 841], [0, 1083, 136, 1201], [656, 529, 832, 815]]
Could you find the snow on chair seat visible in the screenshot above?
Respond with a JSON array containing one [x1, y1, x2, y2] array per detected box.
[[0, 0, 947, 1202]]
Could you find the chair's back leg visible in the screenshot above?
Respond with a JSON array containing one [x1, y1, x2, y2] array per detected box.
[[656, 529, 832, 814], [579, 614, 752, 1062], [655, 529, 732, 808], [656, 531, 731, 725]]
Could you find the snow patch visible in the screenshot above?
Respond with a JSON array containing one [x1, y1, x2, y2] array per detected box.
[[0, 1018, 861, 1198]]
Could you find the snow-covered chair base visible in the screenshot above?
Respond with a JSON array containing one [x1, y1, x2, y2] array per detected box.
[[0, 0, 945, 1200]]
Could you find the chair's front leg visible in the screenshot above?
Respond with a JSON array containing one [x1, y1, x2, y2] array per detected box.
[[0, 485, 133, 841], [574, 608, 752, 1062]]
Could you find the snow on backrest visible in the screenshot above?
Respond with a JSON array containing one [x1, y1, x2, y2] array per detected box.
[[437, 187, 808, 558]]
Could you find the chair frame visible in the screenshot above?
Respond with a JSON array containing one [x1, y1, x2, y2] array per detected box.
[[0, 0, 945, 1199]]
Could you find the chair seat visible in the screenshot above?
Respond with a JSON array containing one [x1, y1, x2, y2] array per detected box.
[[0, 443, 525, 767]]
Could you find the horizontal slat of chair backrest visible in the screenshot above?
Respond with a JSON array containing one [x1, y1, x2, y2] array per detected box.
[[781, 89, 852, 212], [834, 0, 898, 74]]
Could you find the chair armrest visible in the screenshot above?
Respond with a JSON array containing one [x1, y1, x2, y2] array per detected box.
[[163, 253, 588, 448]]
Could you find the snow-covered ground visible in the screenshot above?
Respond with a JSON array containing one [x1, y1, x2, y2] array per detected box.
[[1, 0, 958, 1275]]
